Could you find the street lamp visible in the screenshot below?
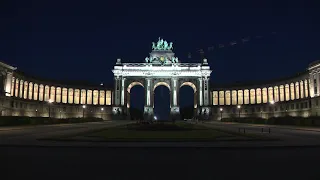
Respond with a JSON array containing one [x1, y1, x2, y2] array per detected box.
[[237, 105, 241, 118], [35, 109, 38, 117], [269, 100, 275, 118], [101, 107, 104, 119], [219, 108, 223, 120], [48, 99, 53, 118], [82, 105, 86, 118]]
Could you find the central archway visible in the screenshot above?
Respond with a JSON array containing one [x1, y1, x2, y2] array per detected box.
[[153, 82, 171, 121]]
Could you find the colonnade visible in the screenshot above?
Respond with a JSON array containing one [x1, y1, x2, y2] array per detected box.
[[213, 79, 310, 106], [9, 77, 112, 105]]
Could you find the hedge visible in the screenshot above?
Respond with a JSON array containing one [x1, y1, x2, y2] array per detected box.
[[0, 116, 103, 126]]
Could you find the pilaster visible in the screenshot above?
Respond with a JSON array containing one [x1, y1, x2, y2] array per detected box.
[[121, 77, 126, 106], [4, 72, 13, 97], [203, 77, 210, 106], [317, 71, 320, 96], [198, 77, 203, 106]]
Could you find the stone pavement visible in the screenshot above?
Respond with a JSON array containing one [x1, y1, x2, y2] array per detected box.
[[1, 120, 320, 148]]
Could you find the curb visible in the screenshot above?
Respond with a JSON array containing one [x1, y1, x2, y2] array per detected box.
[[1, 142, 320, 149]]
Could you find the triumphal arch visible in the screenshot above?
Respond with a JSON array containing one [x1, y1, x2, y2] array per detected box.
[[112, 38, 212, 120]]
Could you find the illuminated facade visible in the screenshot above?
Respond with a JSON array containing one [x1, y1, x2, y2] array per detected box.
[[1, 39, 320, 121], [112, 38, 212, 120]]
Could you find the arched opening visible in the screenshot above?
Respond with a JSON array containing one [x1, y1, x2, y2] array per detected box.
[[179, 82, 197, 120], [127, 82, 144, 120], [153, 84, 170, 121]]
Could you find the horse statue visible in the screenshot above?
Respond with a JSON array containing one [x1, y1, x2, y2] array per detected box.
[[168, 42, 173, 50], [152, 42, 157, 50]]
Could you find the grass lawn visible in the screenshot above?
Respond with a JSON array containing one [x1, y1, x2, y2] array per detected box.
[[41, 122, 276, 142]]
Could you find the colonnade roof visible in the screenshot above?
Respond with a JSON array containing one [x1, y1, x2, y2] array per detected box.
[[13, 70, 113, 90], [210, 70, 308, 90]]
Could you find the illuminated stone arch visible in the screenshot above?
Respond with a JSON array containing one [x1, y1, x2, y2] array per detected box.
[[179, 81, 197, 108], [127, 81, 144, 93], [180, 82, 197, 93], [111, 38, 212, 120], [153, 81, 171, 91], [126, 81, 145, 108]]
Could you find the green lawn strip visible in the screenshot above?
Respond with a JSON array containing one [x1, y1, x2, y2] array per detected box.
[[40, 122, 279, 142], [37, 123, 134, 141], [197, 124, 280, 141]]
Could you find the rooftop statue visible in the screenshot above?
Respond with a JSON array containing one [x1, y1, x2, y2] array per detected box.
[[152, 37, 173, 51]]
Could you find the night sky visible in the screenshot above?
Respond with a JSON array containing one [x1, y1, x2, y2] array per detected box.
[[1, 1, 319, 119]]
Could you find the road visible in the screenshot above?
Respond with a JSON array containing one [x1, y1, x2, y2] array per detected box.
[[202, 121, 320, 146], [1, 120, 320, 179], [2, 146, 320, 180], [0, 120, 131, 145], [1, 120, 320, 147]]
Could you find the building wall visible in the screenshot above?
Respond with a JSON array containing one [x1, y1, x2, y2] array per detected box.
[[211, 98, 311, 121], [0, 96, 112, 120]]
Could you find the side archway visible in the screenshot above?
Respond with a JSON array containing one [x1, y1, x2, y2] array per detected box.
[[126, 81, 145, 120], [179, 81, 197, 119]]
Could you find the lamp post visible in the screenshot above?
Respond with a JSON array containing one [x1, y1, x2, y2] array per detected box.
[[269, 100, 275, 118], [48, 99, 53, 118], [220, 108, 223, 120], [237, 105, 241, 118], [82, 105, 86, 118], [101, 107, 104, 119]]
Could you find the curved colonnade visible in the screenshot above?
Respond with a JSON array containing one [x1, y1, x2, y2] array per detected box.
[[1, 60, 320, 120], [0, 62, 113, 119]]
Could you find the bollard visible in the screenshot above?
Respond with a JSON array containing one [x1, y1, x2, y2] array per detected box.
[[269, 128, 271, 133], [262, 128, 263, 132], [244, 128, 246, 134]]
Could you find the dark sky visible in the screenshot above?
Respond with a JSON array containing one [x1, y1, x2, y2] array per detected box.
[[1, 0, 320, 118]]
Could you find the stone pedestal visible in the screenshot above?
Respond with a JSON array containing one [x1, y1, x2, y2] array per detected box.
[[170, 106, 180, 121], [144, 106, 154, 121], [112, 106, 125, 120], [197, 106, 211, 121]]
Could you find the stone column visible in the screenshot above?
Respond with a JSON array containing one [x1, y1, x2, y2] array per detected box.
[[309, 72, 315, 97], [317, 71, 320, 96], [144, 78, 153, 120], [203, 77, 210, 106], [198, 77, 203, 106], [114, 76, 120, 105], [172, 78, 178, 106], [170, 78, 180, 120], [121, 77, 126, 106], [4, 72, 13, 97]]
